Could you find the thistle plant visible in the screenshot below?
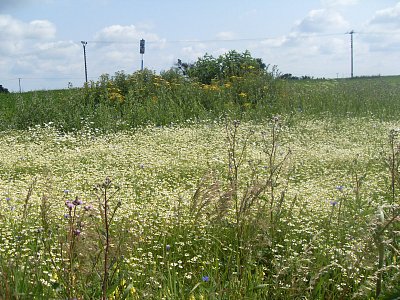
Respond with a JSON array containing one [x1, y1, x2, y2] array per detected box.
[[260, 116, 291, 240], [63, 196, 84, 298], [93, 177, 121, 300]]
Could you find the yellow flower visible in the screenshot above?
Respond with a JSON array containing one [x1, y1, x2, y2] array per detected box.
[[243, 102, 252, 109], [130, 286, 136, 295], [238, 92, 247, 97], [108, 91, 125, 104], [50, 272, 58, 283]]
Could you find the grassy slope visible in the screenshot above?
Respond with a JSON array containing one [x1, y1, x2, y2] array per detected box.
[[1, 75, 400, 132], [0, 76, 399, 299]]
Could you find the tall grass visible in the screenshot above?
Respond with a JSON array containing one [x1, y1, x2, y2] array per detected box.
[[280, 76, 400, 119], [2, 72, 399, 133]]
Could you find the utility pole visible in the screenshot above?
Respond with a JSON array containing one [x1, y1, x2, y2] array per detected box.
[[81, 41, 88, 83], [18, 78, 21, 93], [348, 30, 354, 78]]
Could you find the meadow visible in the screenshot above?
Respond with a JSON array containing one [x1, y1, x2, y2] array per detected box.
[[0, 70, 399, 299]]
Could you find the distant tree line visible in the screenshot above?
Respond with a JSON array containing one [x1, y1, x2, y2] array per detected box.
[[279, 73, 314, 80], [0, 85, 9, 93]]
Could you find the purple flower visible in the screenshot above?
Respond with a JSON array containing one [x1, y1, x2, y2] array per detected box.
[[84, 204, 93, 211], [330, 200, 338, 207], [202, 275, 209, 282], [166, 244, 171, 251], [73, 197, 83, 206], [6, 197, 11, 202], [73, 229, 81, 236], [335, 185, 344, 192], [63, 189, 70, 195], [65, 200, 74, 209], [64, 213, 70, 219]]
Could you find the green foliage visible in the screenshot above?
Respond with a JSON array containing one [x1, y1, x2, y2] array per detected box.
[[180, 50, 268, 84], [185, 53, 221, 84]]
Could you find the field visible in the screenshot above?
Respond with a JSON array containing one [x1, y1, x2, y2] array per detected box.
[[0, 73, 400, 299]]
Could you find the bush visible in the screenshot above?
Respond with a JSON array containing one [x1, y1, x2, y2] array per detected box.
[[177, 50, 268, 84], [0, 84, 9, 93]]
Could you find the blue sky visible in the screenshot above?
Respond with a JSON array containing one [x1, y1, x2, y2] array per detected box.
[[1, 0, 400, 91]]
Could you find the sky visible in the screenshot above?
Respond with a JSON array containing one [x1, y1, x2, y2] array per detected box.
[[1, 0, 400, 91]]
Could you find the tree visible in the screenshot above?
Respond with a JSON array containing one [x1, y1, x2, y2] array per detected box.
[[217, 50, 266, 79], [185, 53, 220, 84], [176, 50, 268, 84], [0, 85, 9, 93]]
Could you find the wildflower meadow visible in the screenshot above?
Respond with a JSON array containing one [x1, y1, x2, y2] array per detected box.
[[0, 52, 399, 299]]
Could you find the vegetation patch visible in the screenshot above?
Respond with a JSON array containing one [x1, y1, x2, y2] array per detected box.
[[0, 51, 399, 299]]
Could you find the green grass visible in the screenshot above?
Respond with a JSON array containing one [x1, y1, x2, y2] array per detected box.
[[1, 73, 400, 132], [0, 73, 399, 299], [281, 76, 400, 119]]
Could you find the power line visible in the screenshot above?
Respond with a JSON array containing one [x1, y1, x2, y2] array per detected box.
[[87, 30, 400, 45], [86, 32, 348, 45], [1, 76, 97, 80]]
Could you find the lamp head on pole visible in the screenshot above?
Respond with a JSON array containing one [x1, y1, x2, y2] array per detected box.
[[81, 41, 87, 46]]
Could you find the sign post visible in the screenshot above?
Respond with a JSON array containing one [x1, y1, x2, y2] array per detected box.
[[140, 39, 145, 71]]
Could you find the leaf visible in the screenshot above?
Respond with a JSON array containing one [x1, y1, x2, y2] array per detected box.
[[189, 282, 202, 294], [121, 283, 134, 300], [254, 284, 269, 290]]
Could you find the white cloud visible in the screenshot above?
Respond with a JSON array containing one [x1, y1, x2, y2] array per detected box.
[[26, 20, 56, 39], [2, 1, 399, 91], [358, 2, 400, 55], [0, 14, 56, 41], [35, 41, 80, 59], [180, 43, 207, 61], [251, 7, 355, 77], [0, 14, 57, 66], [368, 2, 400, 29], [89, 24, 168, 74], [94, 24, 160, 43], [293, 9, 349, 33]]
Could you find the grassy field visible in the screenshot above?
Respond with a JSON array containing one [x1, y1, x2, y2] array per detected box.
[[0, 74, 399, 299]]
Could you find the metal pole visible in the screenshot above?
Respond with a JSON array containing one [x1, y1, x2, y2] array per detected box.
[[81, 41, 88, 83], [141, 53, 144, 71], [18, 78, 21, 93], [349, 30, 354, 78]]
